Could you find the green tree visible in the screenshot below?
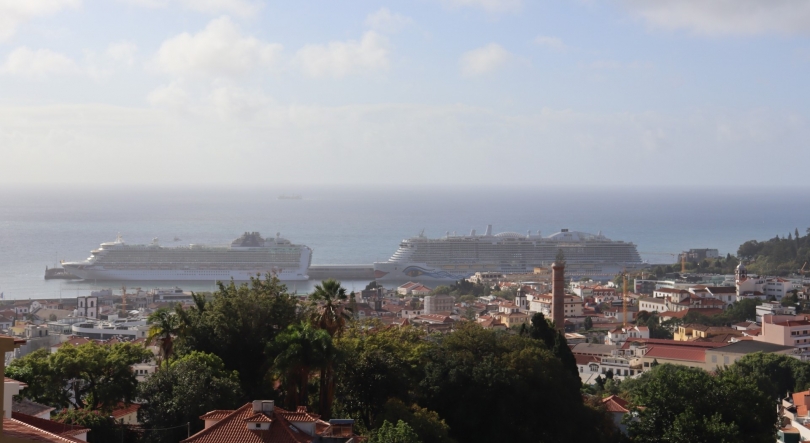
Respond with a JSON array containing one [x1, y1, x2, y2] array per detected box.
[[524, 313, 579, 381], [137, 352, 243, 443], [419, 323, 601, 443], [584, 316, 593, 330], [270, 322, 333, 410], [52, 408, 125, 443], [626, 364, 776, 443], [7, 342, 151, 410], [431, 285, 452, 295], [369, 420, 422, 443], [310, 279, 351, 337], [373, 398, 455, 443], [146, 308, 182, 368], [334, 324, 428, 429], [173, 274, 301, 399], [728, 352, 810, 400]]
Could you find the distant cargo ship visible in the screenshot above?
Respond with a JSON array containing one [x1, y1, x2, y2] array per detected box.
[[373, 226, 645, 282], [62, 232, 312, 281], [278, 194, 302, 200]]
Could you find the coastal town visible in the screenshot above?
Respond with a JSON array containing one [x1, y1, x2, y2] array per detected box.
[[3, 245, 810, 442]]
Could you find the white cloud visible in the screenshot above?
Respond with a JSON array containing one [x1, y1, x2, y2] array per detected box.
[[106, 41, 138, 66], [294, 31, 389, 78], [178, 0, 260, 18], [365, 8, 413, 33], [118, 0, 260, 17], [534, 36, 568, 51], [153, 16, 283, 78], [439, 0, 521, 13], [147, 82, 189, 109], [460, 43, 511, 76], [0, 0, 81, 41], [207, 83, 271, 120], [621, 0, 810, 35], [1, 47, 79, 77]]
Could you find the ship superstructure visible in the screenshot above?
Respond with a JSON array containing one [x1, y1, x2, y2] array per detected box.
[[62, 232, 311, 281], [373, 226, 645, 282]]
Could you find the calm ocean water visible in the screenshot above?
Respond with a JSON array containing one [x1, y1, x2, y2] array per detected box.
[[0, 186, 806, 300]]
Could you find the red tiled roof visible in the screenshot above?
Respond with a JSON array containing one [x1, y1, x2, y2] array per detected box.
[[111, 403, 140, 418], [644, 345, 707, 363], [52, 336, 91, 349], [574, 354, 599, 365], [5, 376, 28, 387], [775, 320, 810, 327], [12, 412, 89, 437], [244, 413, 273, 423], [182, 403, 348, 443], [3, 417, 86, 443], [602, 395, 630, 413], [200, 410, 235, 420]]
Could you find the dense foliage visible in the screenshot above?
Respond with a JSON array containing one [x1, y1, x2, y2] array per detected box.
[[53, 408, 134, 443], [368, 420, 422, 443], [727, 352, 810, 400], [7, 342, 151, 410], [173, 275, 301, 398], [419, 323, 601, 443], [136, 352, 243, 443], [625, 364, 776, 443]]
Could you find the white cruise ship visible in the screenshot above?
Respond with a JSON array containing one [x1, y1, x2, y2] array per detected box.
[[373, 226, 645, 282], [62, 232, 312, 281]]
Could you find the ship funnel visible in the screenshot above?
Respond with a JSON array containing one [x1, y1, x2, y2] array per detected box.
[[470, 229, 476, 236], [485, 225, 492, 236]]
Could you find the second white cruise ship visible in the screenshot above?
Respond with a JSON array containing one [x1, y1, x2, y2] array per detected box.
[[62, 232, 312, 281], [373, 225, 645, 282]]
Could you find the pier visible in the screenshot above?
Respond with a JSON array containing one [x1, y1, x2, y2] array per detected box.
[[308, 264, 375, 280]]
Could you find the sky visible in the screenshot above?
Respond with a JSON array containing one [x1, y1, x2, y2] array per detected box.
[[1, 0, 809, 187]]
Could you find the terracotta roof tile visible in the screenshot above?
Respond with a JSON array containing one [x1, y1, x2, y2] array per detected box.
[[182, 403, 348, 443], [3, 417, 86, 443], [12, 398, 55, 417], [200, 410, 235, 420], [602, 395, 630, 413], [111, 403, 140, 418], [12, 412, 89, 437]]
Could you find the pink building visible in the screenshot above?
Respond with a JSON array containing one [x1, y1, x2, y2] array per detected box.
[[755, 314, 810, 353]]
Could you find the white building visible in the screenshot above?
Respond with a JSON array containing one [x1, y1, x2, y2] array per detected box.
[[76, 295, 99, 318]]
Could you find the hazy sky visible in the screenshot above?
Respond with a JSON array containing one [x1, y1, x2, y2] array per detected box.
[[1, 0, 809, 187]]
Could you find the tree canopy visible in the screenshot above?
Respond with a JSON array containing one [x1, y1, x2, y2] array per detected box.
[[137, 352, 243, 443], [419, 323, 598, 443], [173, 274, 301, 398], [625, 364, 776, 443], [6, 342, 151, 410]]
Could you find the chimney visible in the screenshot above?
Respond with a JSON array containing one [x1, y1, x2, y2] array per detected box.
[[552, 261, 565, 332]]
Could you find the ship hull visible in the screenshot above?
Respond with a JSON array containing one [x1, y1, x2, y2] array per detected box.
[[62, 266, 309, 281], [372, 261, 646, 282]]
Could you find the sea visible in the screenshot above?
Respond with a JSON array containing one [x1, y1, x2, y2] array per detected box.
[[0, 185, 807, 301]]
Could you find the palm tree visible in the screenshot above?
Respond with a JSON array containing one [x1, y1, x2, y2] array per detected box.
[[309, 279, 351, 337], [271, 322, 332, 409], [146, 309, 181, 368]]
